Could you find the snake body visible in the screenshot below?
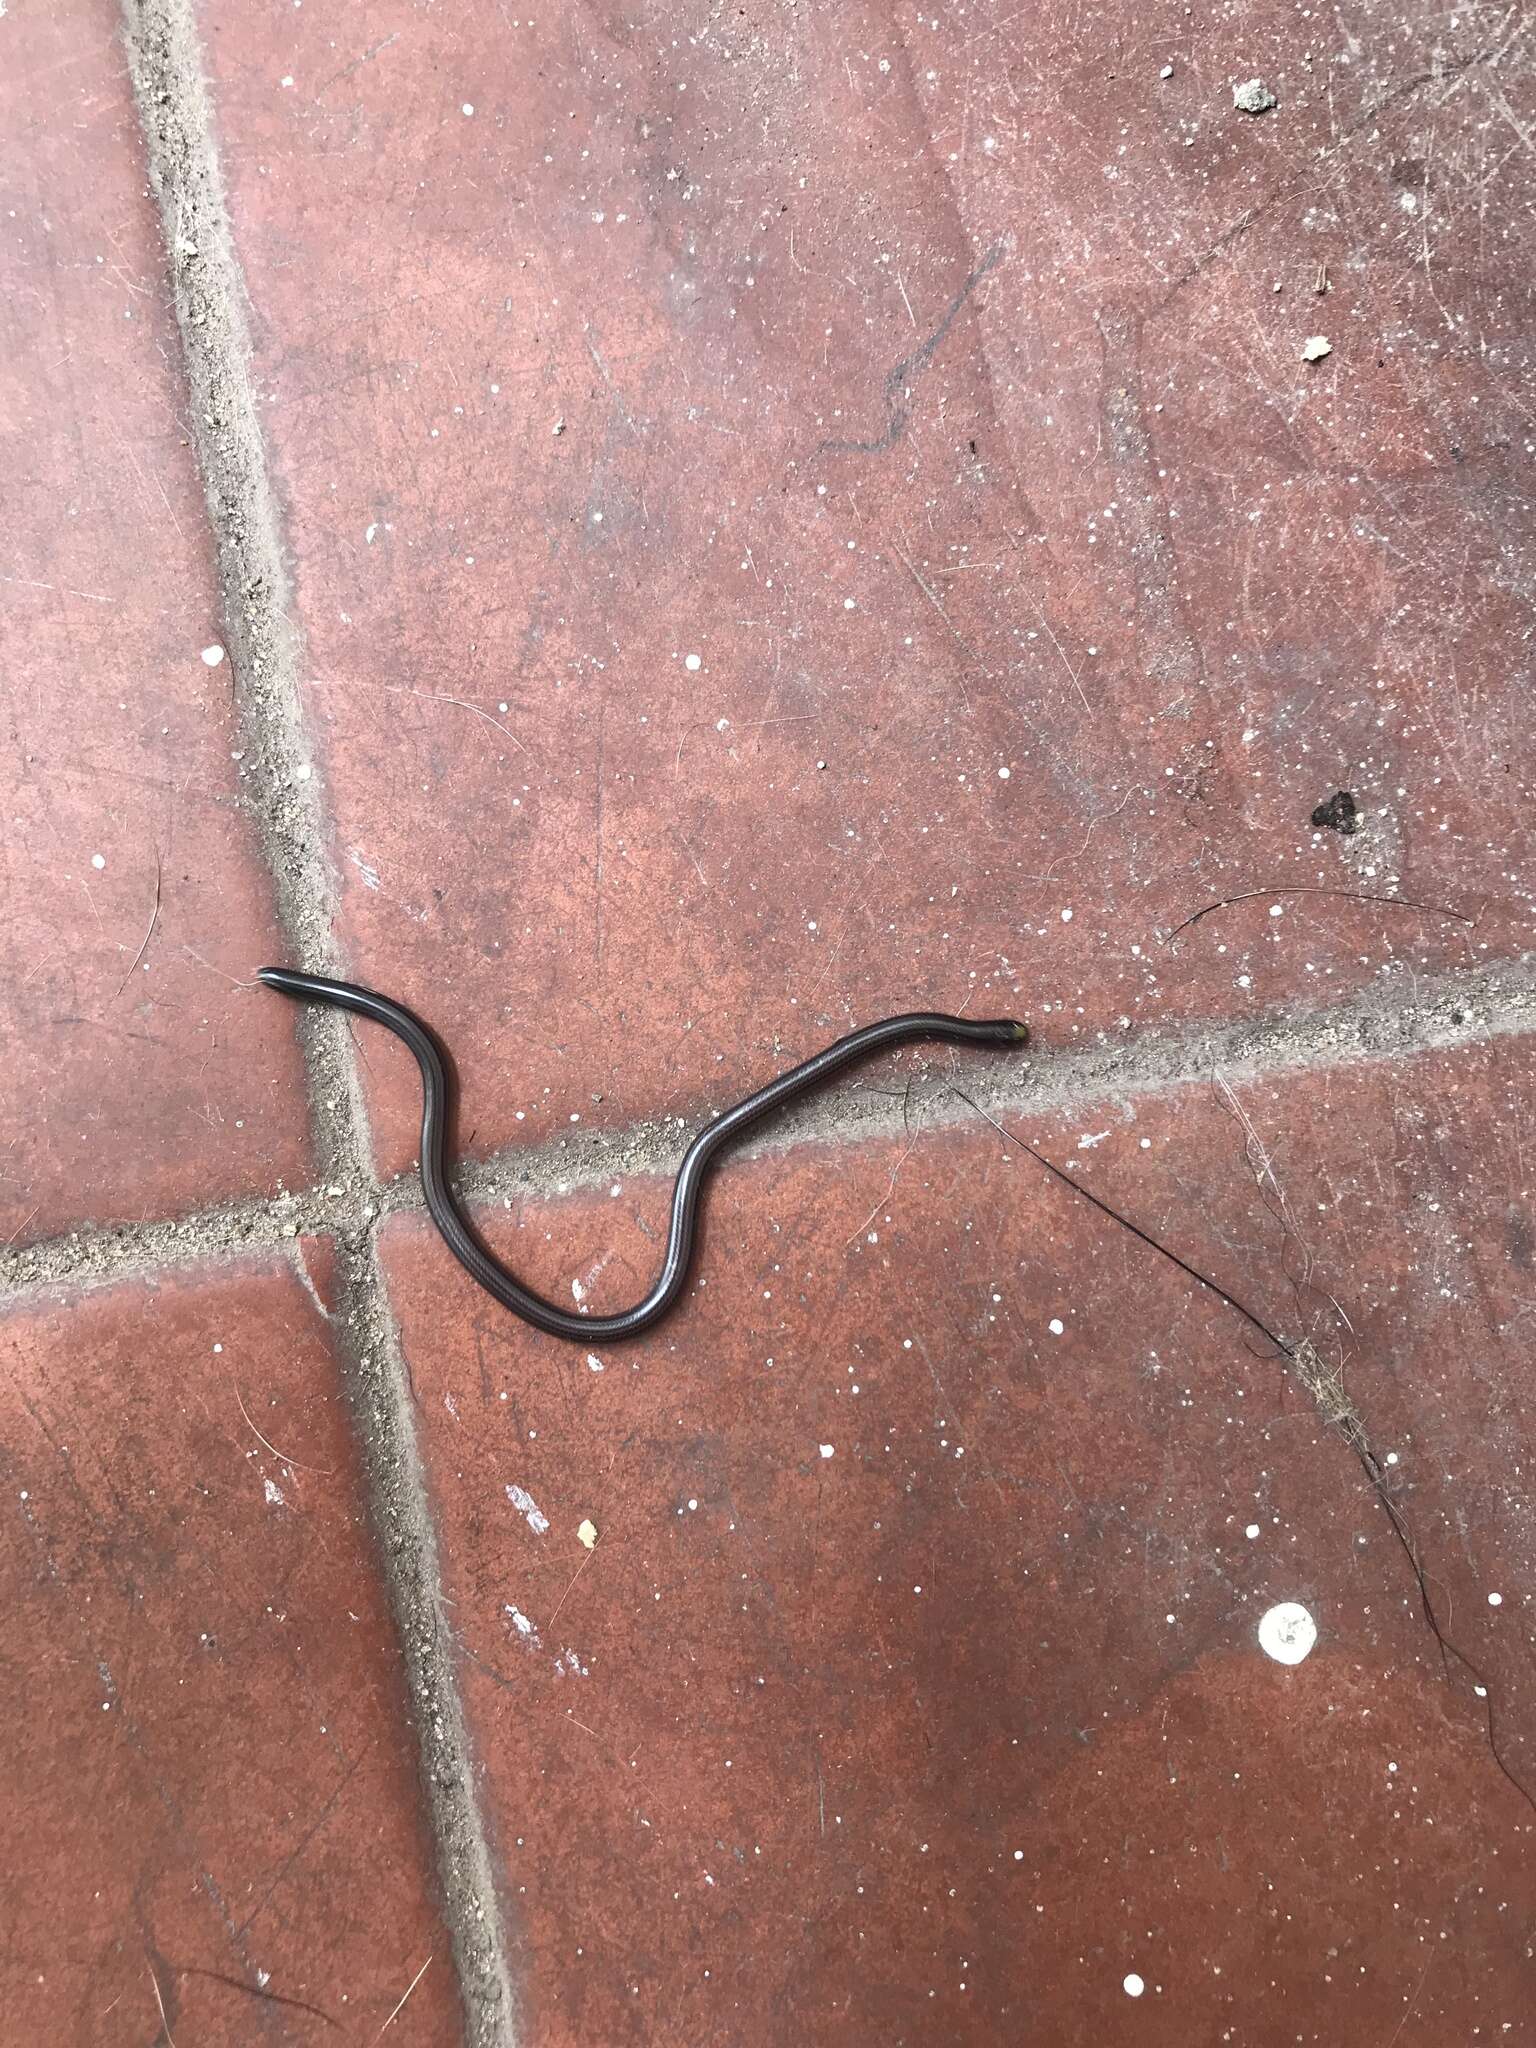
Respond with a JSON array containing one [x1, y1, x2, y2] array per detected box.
[[259, 967, 1028, 1342]]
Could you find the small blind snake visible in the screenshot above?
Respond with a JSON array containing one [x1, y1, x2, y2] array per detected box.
[[259, 967, 1029, 1342]]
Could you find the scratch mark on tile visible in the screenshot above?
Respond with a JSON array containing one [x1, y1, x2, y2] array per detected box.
[[817, 239, 1006, 454]]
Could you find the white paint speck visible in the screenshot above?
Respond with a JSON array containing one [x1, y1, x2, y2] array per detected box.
[[1245, 1523, 1260, 1540], [462, 102, 475, 116], [586, 1352, 604, 1373], [505, 1484, 550, 1535], [1488, 1591, 1503, 1607], [264, 1477, 285, 1507], [91, 853, 106, 870], [201, 643, 225, 666], [1060, 907, 1073, 922], [819, 1443, 835, 1459], [998, 765, 1011, 779], [684, 652, 702, 671], [1258, 1601, 1317, 1665], [1048, 1317, 1064, 1336], [505, 1604, 540, 1645], [577, 1518, 598, 1550], [1123, 1973, 1145, 1998]]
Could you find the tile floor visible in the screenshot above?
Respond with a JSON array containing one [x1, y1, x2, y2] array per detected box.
[[3, 1, 1533, 2043]]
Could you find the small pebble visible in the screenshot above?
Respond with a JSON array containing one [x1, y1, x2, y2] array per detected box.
[[1233, 78, 1277, 114], [1302, 335, 1333, 362]]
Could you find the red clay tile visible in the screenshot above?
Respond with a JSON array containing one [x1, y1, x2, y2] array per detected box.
[[200, 2, 1534, 1179], [0, 4, 310, 1245], [0, 1250, 460, 2045], [383, 1034, 1535, 2045]]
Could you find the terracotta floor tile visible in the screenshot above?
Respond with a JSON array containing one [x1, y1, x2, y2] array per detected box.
[[0, 3, 311, 1246], [201, 1, 1533, 1178], [0, 1251, 460, 2045], [382, 1034, 1534, 2045]]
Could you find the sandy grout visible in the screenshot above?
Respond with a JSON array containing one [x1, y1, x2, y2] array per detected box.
[[7, 952, 1532, 1304], [452, 951, 1536, 1208], [117, 3, 518, 2040]]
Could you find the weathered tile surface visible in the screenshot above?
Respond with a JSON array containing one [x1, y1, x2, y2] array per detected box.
[[0, 2, 312, 1245], [202, 0, 1536, 1177], [10, 4, 1533, 2043], [0, 1251, 461, 2044], [385, 1034, 1535, 2045]]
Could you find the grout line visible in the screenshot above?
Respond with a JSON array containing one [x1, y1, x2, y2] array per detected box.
[[118, 4, 518, 2041], [7, 952, 1532, 1306], [449, 952, 1536, 1209], [0, 1184, 365, 1300]]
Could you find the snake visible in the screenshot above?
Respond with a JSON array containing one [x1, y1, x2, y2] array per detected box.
[[259, 967, 1029, 1342]]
